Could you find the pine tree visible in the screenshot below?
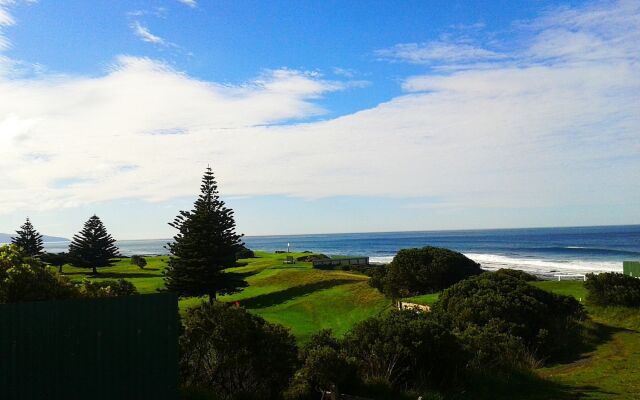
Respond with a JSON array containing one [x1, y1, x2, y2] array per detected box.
[[68, 215, 119, 274], [12, 217, 44, 257], [164, 167, 246, 301]]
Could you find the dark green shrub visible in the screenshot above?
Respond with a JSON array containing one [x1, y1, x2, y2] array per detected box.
[[584, 272, 640, 307], [383, 246, 482, 297], [180, 301, 298, 400], [296, 254, 329, 262], [284, 330, 359, 400], [235, 246, 255, 260], [433, 273, 585, 366], [40, 252, 69, 273], [0, 245, 80, 303], [494, 268, 538, 281], [342, 310, 465, 391], [80, 279, 139, 297], [131, 255, 147, 269]]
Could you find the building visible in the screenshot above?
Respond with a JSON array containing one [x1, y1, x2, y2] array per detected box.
[[312, 257, 369, 268], [623, 261, 640, 277]]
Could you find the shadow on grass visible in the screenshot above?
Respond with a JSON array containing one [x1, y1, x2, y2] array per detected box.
[[62, 271, 163, 279], [239, 279, 356, 309], [459, 370, 607, 400], [550, 319, 625, 365]]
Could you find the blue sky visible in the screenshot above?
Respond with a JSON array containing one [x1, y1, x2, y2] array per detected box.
[[0, 0, 638, 239]]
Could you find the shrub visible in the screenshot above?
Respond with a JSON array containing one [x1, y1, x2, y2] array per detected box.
[[180, 301, 298, 399], [80, 279, 139, 297], [0, 245, 79, 303], [584, 272, 640, 307], [235, 246, 255, 260], [284, 330, 359, 400], [131, 255, 147, 269], [342, 310, 465, 391], [433, 273, 585, 366], [296, 254, 329, 262], [382, 246, 482, 297], [494, 268, 538, 281]]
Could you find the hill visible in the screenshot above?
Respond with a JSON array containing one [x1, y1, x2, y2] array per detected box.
[[0, 232, 69, 244]]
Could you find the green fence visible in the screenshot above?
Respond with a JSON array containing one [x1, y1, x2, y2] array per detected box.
[[624, 261, 640, 277], [0, 293, 178, 400]]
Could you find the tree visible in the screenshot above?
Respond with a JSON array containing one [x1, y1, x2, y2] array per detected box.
[[382, 246, 482, 298], [179, 301, 298, 399], [11, 218, 44, 257], [164, 167, 246, 301], [41, 252, 69, 273], [68, 215, 119, 274], [433, 272, 585, 365], [0, 245, 79, 303]]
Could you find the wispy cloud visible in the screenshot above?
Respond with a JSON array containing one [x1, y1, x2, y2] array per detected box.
[[130, 21, 165, 45], [376, 40, 505, 64], [177, 0, 197, 8]]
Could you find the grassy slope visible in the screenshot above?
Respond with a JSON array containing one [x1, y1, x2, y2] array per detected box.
[[55, 252, 391, 342], [56, 258, 640, 397], [532, 280, 640, 399]]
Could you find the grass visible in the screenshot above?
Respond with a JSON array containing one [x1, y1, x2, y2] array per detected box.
[[54, 258, 640, 397], [54, 251, 391, 342]]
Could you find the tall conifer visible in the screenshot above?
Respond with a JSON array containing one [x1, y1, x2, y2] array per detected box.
[[164, 167, 246, 301], [68, 215, 119, 274], [12, 218, 44, 257]]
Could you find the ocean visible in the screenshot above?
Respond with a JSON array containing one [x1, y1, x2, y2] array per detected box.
[[39, 225, 640, 277]]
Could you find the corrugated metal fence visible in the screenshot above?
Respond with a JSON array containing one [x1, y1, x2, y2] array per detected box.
[[0, 293, 178, 400]]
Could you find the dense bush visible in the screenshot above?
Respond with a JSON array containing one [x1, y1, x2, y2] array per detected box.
[[584, 272, 640, 307], [131, 255, 147, 269], [295, 254, 329, 262], [284, 330, 359, 400], [0, 245, 79, 303], [381, 246, 482, 297], [180, 301, 298, 399], [80, 279, 139, 297], [433, 273, 585, 367], [235, 246, 255, 260], [494, 268, 538, 281], [342, 310, 465, 392]]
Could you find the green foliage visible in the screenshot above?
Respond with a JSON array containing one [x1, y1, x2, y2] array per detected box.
[[0, 244, 79, 303], [68, 215, 120, 274], [79, 279, 139, 297], [131, 255, 148, 269], [433, 273, 585, 367], [180, 301, 298, 400], [284, 330, 359, 400], [381, 246, 482, 297], [165, 167, 246, 300], [11, 217, 44, 257], [295, 254, 329, 262], [584, 272, 640, 307], [494, 268, 538, 282], [342, 310, 465, 391], [235, 246, 255, 259], [41, 252, 69, 273]]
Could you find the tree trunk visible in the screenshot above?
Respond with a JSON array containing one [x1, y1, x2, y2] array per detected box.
[[92, 266, 97, 274], [59, 265, 62, 273], [209, 291, 216, 304]]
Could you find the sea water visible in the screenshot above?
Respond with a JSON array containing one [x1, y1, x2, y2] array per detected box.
[[41, 225, 640, 277]]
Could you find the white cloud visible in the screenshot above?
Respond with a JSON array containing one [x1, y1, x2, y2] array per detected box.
[[131, 21, 165, 45], [178, 0, 197, 8], [0, 0, 638, 218]]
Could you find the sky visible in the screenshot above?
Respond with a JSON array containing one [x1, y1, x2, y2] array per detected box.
[[0, 0, 638, 239]]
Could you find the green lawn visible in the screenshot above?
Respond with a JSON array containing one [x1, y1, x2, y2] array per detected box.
[[55, 251, 391, 342], [55, 258, 640, 397]]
